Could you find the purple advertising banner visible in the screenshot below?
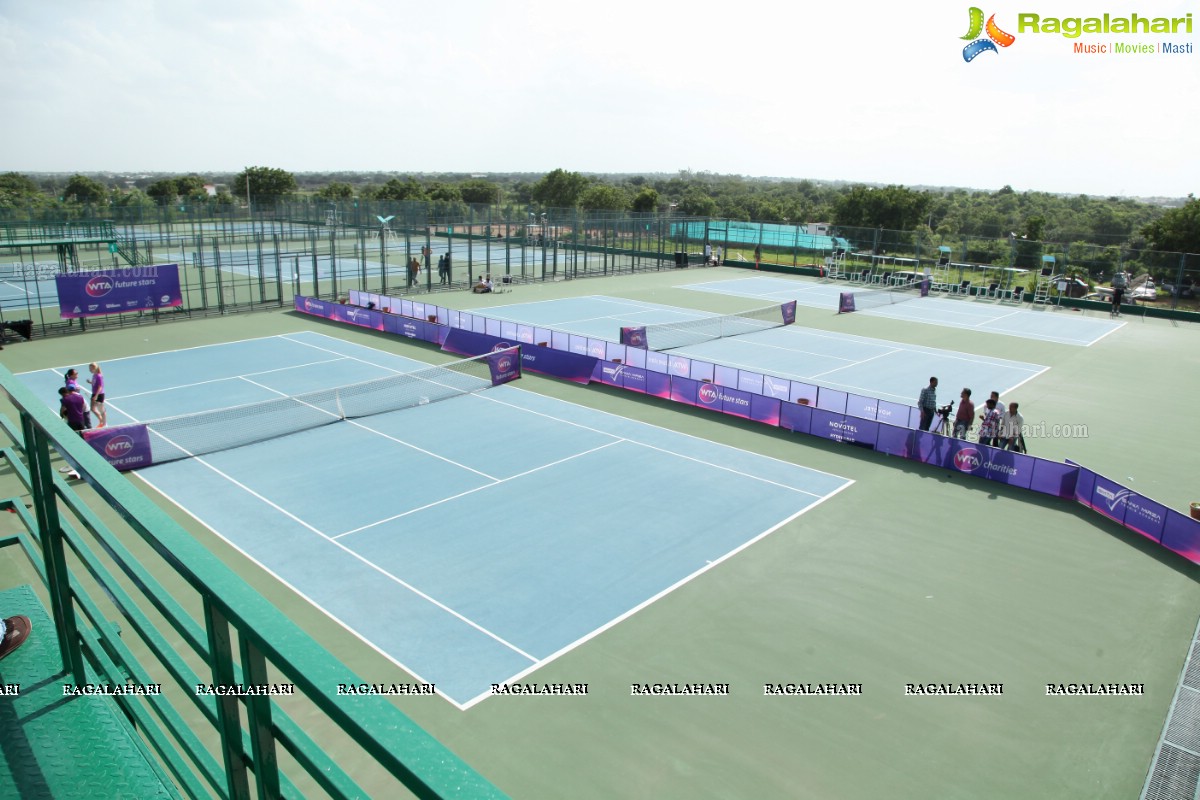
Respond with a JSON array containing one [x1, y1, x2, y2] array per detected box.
[[620, 326, 648, 348], [645, 370, 671, 399], [874, 423, 913, 457], [58, 264, 182, 318], [809, 408, 880, 448], [334, 305, 384, 330], [596, 362, 648, 394], [939, 439, 1035, 491], [750, 395, 782, 426], [694, 381, 754, 419], [670, 377, 700, 407], [1161, 511, 1200, 564], [779, 402, 813, 435], [1028, 459, 1079, 499], [781, 300, 797, 325], [83, 424, 154, 471], [487, 347, 522, 385], [442, 328, 597, 383]]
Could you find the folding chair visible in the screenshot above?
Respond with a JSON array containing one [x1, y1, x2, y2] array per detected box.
[[1008, 286, 1025, 303], [952, 280, 971, 296]]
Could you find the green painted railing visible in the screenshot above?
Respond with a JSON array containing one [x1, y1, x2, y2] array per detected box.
[[0, 364, 508, 800]]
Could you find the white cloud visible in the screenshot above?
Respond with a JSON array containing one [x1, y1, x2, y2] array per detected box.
[[0, 0, 1195, 197]]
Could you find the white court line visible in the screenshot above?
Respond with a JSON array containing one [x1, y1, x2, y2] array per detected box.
[[471, 390, 840, 497], [134, 468, 466, 708], [807, 347, 903, 379], [1, 281, 31, 295], [114, 356, 350, 400], [456, 478, 856, 710], [334, 439, 624, 540], [702, 329, 1047, 374], [146, 445, 539, 666]]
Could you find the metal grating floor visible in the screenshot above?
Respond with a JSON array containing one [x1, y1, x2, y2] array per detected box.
[[0, 584, 178, 799], [1143, 618, 1200, 800]]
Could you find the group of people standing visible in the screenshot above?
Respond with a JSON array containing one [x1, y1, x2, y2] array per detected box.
[[407, 248, 455, 286], [58, 363, 106, 434], [919, 377, 1025, 452]]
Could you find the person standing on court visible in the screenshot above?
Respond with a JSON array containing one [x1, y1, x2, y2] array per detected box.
[[87, 362, 106, 429], [953, 387, 974, 439], [704, 242, 712, 265], [978, 397, 1002, 447], [1001, 401, 1025, 452], [918, 376, 938, 432], [437, 254, 447, 285], [444, 251, 452, 284], [754, 243, 762, 269]]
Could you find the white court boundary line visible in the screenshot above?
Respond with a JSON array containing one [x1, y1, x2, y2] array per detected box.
[[682, 277, 1125, 346], [128, 332, 853, 708]]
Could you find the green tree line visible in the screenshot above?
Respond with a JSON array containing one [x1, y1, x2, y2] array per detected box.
[[1, 168, 1195, 254]]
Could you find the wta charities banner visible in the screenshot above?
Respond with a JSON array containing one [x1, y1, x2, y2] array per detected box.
[[57, 264, 182, 318]]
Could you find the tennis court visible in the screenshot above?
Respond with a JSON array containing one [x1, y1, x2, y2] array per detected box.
[[483, 294, 1048, 407], [19, 331, 852, 708], [682, 275, 1124, 346]]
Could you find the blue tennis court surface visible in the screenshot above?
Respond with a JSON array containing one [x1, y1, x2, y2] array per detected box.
[[20, 332, 852, 708], [484, 295, 1048, 406], [682, 276, 1123, 346]]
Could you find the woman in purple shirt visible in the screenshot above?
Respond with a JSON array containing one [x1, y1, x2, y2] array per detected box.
[[87, 362, 106, 428]]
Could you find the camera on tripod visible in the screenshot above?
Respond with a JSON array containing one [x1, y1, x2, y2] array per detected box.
[[930, 401, 955, 435]]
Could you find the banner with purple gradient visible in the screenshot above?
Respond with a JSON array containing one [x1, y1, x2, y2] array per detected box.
[[83, 424, 154, 471], [779, 402, 813, 435], [334, 305, 384, 330], [620, 326, 648, 348], [1161, 511, 1200, 564], [781, 300, 797, 325], [57, 264, 182, 318], [486, 347, 522, 385], [443, 328, 597, 383], [809, 408, 881, 448]]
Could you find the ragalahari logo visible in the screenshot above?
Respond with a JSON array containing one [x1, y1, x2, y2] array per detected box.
[[962, 7, 1016, 61]]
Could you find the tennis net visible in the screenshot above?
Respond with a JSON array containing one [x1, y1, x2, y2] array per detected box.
[[838, 280, 927, 314], [92, 346, 521, 468], [620, 301, 797, 351]]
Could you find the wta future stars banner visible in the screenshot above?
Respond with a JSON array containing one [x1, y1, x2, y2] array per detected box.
[[57, 264, 183, 319]]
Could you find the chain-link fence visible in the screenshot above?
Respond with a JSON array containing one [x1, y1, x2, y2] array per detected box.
[[1, 202, 1196, 339]]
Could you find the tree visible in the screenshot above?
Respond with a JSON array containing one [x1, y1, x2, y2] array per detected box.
[[459, 179, 502, 205], [176, 175, 208, 200], [426, 182, 462, 203], [63, 174, 108, 204], [234, 166, 297, 202], [146, 178, 180, 205], [1142, 196, 1200, 254], [0, 172, 43, 209], [317, 182, 355, 201], [375, 178, 426, 201], [531, 169, 588, 209], [579, 184, 629, 212], [677, 187, 718, 217], [631, 187, 659, 213], [833, 185, 931, 231]]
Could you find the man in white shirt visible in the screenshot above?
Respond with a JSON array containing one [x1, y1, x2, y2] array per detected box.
[[1001, 401, 1025, 452]]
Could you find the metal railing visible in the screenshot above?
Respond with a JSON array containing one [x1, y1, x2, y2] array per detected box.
[[0, 363, 508, 800]]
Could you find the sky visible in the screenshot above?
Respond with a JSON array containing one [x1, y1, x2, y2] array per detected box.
[[0, 0, 1196, 198]]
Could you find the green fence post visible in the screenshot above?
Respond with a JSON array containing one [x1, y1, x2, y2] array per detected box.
[[239, 636, 281, 800], [204, 598, 252, 800], [20, 412, 86, 684]]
